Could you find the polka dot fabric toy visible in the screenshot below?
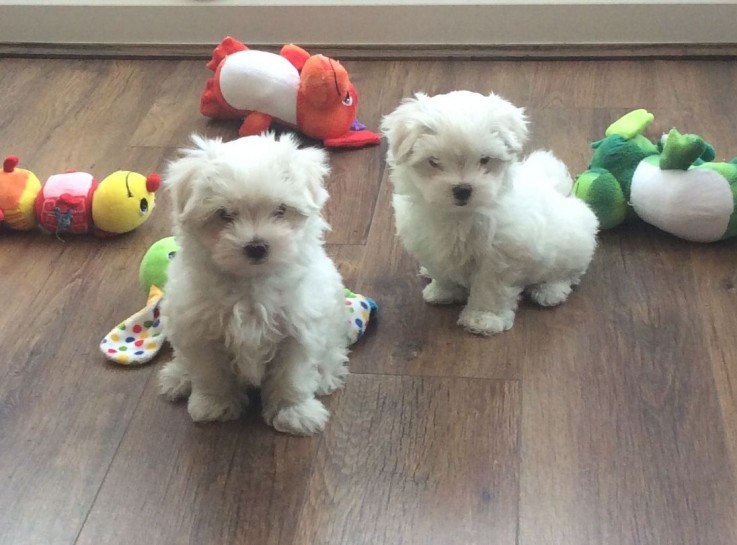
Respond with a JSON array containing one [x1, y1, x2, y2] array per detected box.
[[100, 237, 378, 366], [345, 289, 378, 344], [100, 285, 166, 365]]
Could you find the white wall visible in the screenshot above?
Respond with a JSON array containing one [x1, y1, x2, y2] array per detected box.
[[0, 1, 736, 46]]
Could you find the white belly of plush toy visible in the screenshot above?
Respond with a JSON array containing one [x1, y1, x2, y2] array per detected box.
[[218, 49, 300, 125], [631, 160, 733, 242]]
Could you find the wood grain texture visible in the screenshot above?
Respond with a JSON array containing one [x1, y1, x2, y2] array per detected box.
[[293, 375, 520, 545], [519, 228, 737, 545], [0, 56, 736, 545], [74, 383, 321, 545]]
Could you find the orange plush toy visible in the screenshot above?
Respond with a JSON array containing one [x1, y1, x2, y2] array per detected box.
[[200, 37, 380, 149]]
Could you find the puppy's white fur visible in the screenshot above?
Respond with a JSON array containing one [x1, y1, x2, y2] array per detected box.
[[158, 133, 349, 435], [381, 91, 599, 335]]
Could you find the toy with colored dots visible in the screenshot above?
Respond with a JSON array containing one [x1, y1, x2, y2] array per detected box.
[[100, 237, 378, 366], [0, 155, 160, 237]]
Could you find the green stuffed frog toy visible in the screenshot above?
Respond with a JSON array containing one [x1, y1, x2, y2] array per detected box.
[[573, 109, 737, 242]]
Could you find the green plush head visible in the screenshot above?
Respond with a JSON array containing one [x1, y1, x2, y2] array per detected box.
[[573, 168, 629, 229], [138, 236, 180, 293], [589, 134, 658, 198]]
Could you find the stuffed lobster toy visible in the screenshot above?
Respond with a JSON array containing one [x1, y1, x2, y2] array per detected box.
[[101, 237, 379, 366], [0, 155, 160, 237], [573, 109, 737, 242], [200, 36, 380, 149]]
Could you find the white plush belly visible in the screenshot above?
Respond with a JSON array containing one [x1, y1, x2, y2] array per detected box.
[[219, 49, 299, 125], [631, 161, 733, 242]]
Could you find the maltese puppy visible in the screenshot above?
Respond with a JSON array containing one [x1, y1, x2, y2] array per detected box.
[[158, 133, 350, 435], [381, 91, 599, 335]]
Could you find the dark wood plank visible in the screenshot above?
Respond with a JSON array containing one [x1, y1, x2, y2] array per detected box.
[[0, 60, 177, 545], [0, 236, 156, 544], [74, 381, 321, 545], [694, 244, 737, 481], [518, 228, 737, 545], [129, 60, 211, 148], [1, 56, 736, 545], [294, 375, 520, 545]]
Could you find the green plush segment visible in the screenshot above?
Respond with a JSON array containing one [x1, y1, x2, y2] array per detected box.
[[700, 161, 737, 239], [589, 134, 658, 198], [659, 129, 707, 170], [722, 172, 737, 239], [139, 236, 180, 293], [605, 109, 654, 139], [573, 169, 628, 229], [700, 142, 716, 163]]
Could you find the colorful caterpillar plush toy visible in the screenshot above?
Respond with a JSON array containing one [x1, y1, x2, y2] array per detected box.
[[0, 155, 160, 237]]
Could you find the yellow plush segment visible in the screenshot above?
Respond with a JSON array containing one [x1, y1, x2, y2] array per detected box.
[[92, 171, 156, 233]]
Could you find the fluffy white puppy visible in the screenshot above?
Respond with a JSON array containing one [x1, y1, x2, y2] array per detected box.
[[381, 90, 599, 335], [158, 133, 349, 435]]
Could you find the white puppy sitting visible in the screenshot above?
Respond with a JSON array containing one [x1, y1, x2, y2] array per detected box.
[[381, 91, 599, 335], [158, 133, 349, 435]]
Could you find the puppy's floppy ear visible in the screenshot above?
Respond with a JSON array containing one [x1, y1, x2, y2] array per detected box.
[[381, 93, 433, 164], [165, 134, 222, 222], [487, 92, 529, 154], [281, 134, 330, 211]]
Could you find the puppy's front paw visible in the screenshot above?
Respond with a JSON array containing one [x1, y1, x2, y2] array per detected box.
[[458, 308, 515, 336], [422, 280, 467, 305], [158, 360, 191, 401], [187, 391, 243, 422], [267, 398, 329, 435], [315, 364, 348, 396], [529, 281, 572, 307]]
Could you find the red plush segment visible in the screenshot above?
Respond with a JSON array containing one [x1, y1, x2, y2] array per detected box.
[[146, 173, 161, 193], [280, 44, 311, 71], [207, 36, 248, 71], [324, 129, 382, 149], [296, 55, 357, 140], [35, 175, 98, 234], [3, 155, 19, 173], [239, 112, 273, 136]]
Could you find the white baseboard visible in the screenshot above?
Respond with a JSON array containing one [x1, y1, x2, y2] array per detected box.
[[0, 1, 736, 47]]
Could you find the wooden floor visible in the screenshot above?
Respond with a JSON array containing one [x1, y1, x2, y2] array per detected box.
[[1, 55, 736, 545]]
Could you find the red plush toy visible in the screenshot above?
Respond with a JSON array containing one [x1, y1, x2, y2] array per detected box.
[[200, 37, 380, 149]]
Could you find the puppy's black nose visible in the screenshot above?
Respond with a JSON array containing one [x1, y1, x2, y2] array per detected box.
[[452, 184, 473, 204], [244, 241, 269, 261]]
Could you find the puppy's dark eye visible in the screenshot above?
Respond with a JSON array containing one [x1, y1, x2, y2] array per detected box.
[[218, 208, 234, 221], [273, 204, 288, 218], [480, 156, 491, 166], [428, 157, 441, 169]]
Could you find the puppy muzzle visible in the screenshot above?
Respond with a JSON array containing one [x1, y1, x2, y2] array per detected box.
[[452, 184, 473, 206], [244, 240, 269, 262]]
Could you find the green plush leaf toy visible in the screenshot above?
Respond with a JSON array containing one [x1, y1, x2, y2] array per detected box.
[[100, 237, 378, 366], [573, 109, 737, 242]]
